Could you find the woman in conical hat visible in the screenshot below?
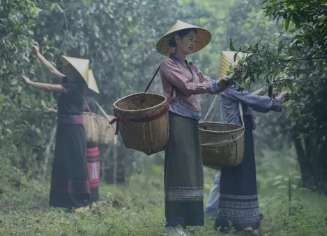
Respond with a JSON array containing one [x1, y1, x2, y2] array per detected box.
[[22, 45, 99, 209], [157, 20, 228, 232], [203, 50, 288, 234]]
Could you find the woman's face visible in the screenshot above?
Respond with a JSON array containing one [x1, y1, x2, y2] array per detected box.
[[175, 31, 196, 56]]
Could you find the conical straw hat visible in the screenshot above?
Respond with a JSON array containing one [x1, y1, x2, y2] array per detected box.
[[62, 56, 100, 94], [218, 51, 248, 77], [156, 20, 211, 56], [87, 69, 100, 94]]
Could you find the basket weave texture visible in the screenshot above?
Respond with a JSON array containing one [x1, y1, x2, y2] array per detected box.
[[83, 112, 116, 145], [113, 93, 169, 155], [199, 121, 244, 169]]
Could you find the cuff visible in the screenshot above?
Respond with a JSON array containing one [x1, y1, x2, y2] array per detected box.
[[210, 80, 222, 93]]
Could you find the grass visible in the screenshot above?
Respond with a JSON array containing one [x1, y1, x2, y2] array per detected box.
[[1, 149, 327, 235]]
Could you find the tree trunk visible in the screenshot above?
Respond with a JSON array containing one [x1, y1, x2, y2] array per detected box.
[[292, 133, 317, 189], [293, 130, 327, 193]]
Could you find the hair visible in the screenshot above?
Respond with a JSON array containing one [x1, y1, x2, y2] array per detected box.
[[168, 28, 197, 47]]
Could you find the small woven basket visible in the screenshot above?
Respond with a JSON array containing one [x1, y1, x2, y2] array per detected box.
[[199, 121, 245, 169], [83, 112, 116, 145]]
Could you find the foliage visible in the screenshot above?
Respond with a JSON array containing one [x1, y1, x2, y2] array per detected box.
[[257, 148, 327, 236], [178, 0, 236, 76], [241, 0, 327, 191], [0, 0, 184, 176], [241, 0, 327, 135], [0, 0, 56, 175], [219, 0, 327, 191]]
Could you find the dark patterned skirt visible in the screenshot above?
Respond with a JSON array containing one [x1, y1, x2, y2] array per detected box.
[[49, 123, 90, 208], [215, 115, 261, 231], [165, 112, 204, 227]]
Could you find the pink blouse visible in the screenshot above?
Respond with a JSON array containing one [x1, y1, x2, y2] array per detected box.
[[159, 56, 213, 119]]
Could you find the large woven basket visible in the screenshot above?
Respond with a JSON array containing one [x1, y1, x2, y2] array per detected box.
[[83, 112, 116, 145], [113, 92, 169, 155], [199, 121, 244, 169]]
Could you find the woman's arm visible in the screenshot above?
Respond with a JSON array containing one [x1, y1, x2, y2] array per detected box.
[[22, 76, 65, 92], [160, 59, 212, 96], [208, 77, 230, 94], [193, 66, 229, 94], [224, 88, 283, 113], [275, 91, 288, 103], [32, 45, 66, 79], [252, 87, 266, 96]]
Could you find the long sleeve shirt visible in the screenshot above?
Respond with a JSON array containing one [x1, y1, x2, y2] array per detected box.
[[221, 87, 282, 128], [160, 56, 221, 120]]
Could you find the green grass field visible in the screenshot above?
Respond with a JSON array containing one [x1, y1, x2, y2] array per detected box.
[[1, 149, 327, 236]]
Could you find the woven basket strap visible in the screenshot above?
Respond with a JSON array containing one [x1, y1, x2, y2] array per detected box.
[[94, 101, 111, 120], [144, 65, 175, 102], [85, 99, 92, 112], [144, 66, 160, 93], [94, 101, 118, 135], [238, 102, 244, 128], [109, 117, 119, 135], [203, 94, 218, 121]]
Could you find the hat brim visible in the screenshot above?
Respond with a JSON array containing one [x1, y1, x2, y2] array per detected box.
[[62, 56, 100, 94], [87, 70, 100, 94], [62, 56, 89, 81], [156, 27, 211, 56]]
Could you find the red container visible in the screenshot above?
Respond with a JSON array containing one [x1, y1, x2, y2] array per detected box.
[[87, 146, 101, 188]]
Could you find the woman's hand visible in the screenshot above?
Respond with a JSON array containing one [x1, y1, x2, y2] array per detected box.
[[32, 44, 40, 55], [276, 91, 289, 103], [22, 75, 34, 85], [218, 76, 232, 89], [208, 77, 231, 94]]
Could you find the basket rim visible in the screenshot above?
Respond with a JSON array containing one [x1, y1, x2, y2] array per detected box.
[[113, 92, 168, 114], [199, 121, 244, 134]]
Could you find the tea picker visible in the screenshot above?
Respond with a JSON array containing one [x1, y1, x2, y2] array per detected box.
[[201, 50, 288, 233], [22, 45, 99, 208]]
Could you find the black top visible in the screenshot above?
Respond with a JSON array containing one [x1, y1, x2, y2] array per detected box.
[[57, 77, 87, 115]]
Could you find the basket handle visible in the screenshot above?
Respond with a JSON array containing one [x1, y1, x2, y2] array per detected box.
[[85, 98, 109, 119], [94, 101, 112, 121], [203, 95, 244, 128], [203, 95, 218, 121], [144, 66, 160, 93], [84, 99, 92, 112], [143, 65, 175, 103], [238, 102, 244, 128], [94, 101, 118, 141]]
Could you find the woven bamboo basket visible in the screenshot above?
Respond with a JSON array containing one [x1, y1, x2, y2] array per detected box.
[[113, 92, 169, 155], [83, 112, 116, 145], [199, 121, 244, 169]]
